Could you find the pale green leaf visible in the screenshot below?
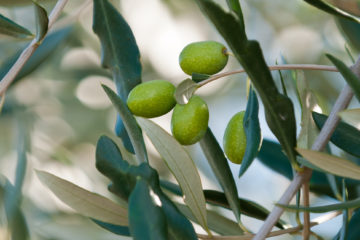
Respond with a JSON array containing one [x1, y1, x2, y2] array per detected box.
[[0, 14, 33, 38], [36, 170, 128, 226], [339, 108, 360, 128], [136, 118, 209, 233], [33, 1, 48, 42], [296, 148, 360, 180], [174, 78, 198, 104]]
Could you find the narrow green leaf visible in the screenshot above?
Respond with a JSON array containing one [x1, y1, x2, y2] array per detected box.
[[129, 179, 168, 240], [174, 79, 198, 104], [304, 0, 360, 24], [92, 219, 130, 236], [102, 85, 148, 164], [297, 148, 360, 181], [313, 112, 360, 158], [327, 54, 360, 102], [36, 170, 129, 226], [278, 196, 360, 213], [192, 73, 210, 82], [347, 210, 360, 240], [340, 180, 349, 240], [199, 128, 241, 222], [339, 108, 360, 127], [33, 1, 48, 42], [239, 86, 262, 177], [337, 18, 360, 52], [195, 0, 298, 168], [93, 0, 142, 153], [175, 203, 243, 236], [160, 180, 286, 229], [226, 0, 245, 31], [136, 118, 209, 232], [0, 14, 32, 38]]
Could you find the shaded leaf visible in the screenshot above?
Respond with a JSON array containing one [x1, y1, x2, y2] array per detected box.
[[226, 0, 245, 30], [102, 85, 147, 164], [176, 203, 243, 236], [137, 118, 208, 232], [278, 196, 360, 213], [174, 78, 198, 104], [327, 54, 360, 102], [92, 219, 131, 236], [337, 18, 360, 52], [195, 0, 297, 168], [313, 112, 360, 158], [0, 26, 73, 84], [129, 179, 168, 240], [297, 148, 360, 181], [199, 128, 241, 222], [33, 1, 48, 42], [339, 108, 360, 127], [36, 170, 129, 225], [304, 0, 360, 24], [0, 14, 32, 38], [239, 86, 262, 177], [347, 209, 360, 240], [192, 73, 210, 82], [93, 0, 142, 153]]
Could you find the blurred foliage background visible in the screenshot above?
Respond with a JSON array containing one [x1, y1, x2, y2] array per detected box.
[[0, 0, 360, 239]]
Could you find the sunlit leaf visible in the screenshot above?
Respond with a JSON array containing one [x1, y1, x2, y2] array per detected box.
[[36, 170, 129, 226], [313, 112, 360, 158], [93, 0, 142, 153], [304, 0, 360, 24], [327, 54, 360, 102], [33, 1, 48, 42], [195, 0, 298, 168], [297, 148, 360, 181], [239, 86, 262, 177], [137, 118, 209, 232], [102, 85, 147, 164], [0, 14, 33, 38], [278, 196, 360, 213], [199, 128, 241, 222], [339, 108, 360, 127], [129, 179, 168, 240], [174, 78, 198, 104]]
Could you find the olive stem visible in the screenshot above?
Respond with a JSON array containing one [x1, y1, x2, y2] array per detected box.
[[0, 0, 69, 96], [302, 182, 310, 240], [196, 64, 338, 88], [253, 57, 359, 240]]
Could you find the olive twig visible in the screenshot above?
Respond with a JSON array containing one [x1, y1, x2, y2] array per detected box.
[[254, 57, 359, 240], [196, 64, 338, 88], [0, 0, 69, 96]]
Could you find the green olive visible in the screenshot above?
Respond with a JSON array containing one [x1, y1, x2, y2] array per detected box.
[[179, 41, 229, 75], [171, 96, 209, 145], [223, 111, 247, 164], [127, 80, 176, 118]]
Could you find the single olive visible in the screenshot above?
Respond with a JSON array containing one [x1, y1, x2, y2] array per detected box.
[[223, 111, 247, 164], [179, 41, 229, 75], [127, 80, 176, 118], [171, 96, 209, 145]]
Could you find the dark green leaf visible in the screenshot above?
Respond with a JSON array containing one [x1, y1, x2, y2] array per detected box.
[[102, 85, 147, 164], [175, 203, 243, 236], [93, 0, 142, 153], [129, 179, 168, 240], [0, 26, 73, 84], [278, 196, 360, 213], [33, 1, 48, 42], [337, 18, 360, 52], [0, 14, 33, 38], [92, 219, 131, 236], [160, 180, 286, 229], [239, 86, 262, 177], [225, 0, 245, 31], [326, 54, 360, 102], [195, 0, 297, 167], [347, 209, 360, 240], [199, 128, 241, 222], [303, 0, 360, 24], [313, 112, 360, 158], [192, 73, 210, 82]]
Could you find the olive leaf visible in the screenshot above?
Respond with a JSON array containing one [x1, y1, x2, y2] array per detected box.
[[33, 1, 48, 42], [174, 78, 198, 104], [36, 170, 129, 226], [0, 14, 33, 38], [339, 108, 360, 127]]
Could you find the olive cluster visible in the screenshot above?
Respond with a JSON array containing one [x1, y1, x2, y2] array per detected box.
[[127, 41, 246, 164]]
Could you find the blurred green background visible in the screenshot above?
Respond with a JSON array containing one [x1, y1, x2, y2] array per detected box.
[[0, 0, 360, 239]]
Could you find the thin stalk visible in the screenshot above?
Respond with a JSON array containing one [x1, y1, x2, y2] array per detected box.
[[254, 58, 360, 240], [0, 0, 68, 96], [302, 182, 310, 240]]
